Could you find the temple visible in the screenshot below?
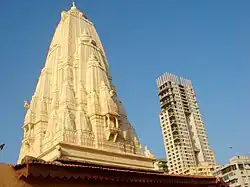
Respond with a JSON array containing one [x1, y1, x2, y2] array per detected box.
[[0, 3, 228, 187], [18, 2, 155, 170]]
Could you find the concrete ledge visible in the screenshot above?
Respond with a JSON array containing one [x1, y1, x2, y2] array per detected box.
[[39, 142, 155, 170]]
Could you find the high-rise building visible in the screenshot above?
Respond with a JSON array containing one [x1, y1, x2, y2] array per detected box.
[[156, 73, 216, 174], [18, 2, 156, 170]]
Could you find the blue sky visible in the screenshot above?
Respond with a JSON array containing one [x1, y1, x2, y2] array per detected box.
[[0, 0, 249, 165]]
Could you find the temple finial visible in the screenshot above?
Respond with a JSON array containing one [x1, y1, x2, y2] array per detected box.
[[70, 1, 77, 10], [72, 1, 76, 8]]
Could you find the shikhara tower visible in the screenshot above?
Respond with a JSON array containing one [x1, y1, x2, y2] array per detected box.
[[156, 73, 216, 174], [18, 3, 155, 169]]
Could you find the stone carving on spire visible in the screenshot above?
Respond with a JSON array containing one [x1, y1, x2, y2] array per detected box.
[[18, 4, 155, 171], [46, 85, 59, 138], [24, 100, 30, 109], [100, 81, 120, 142], [144, 146, 156, 159], [79, 29, 91, 44], [100, 82, 118, 115]]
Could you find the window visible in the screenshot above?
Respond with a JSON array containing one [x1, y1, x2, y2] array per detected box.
[[221, 165, 236, 175], [238, 164, 244, 170], [223, 175, 229, 181], [232, 164, 237, 170]]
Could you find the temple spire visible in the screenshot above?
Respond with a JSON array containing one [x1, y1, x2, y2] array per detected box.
[[17, 3, 155, 171]]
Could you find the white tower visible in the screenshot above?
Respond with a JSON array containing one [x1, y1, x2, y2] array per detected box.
[[156, 73, 216, 174], [18, 3, 155, 170]]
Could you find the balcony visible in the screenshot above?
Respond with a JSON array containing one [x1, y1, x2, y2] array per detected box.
[[173, 137, 181, 145], [173, 133, 180, 140], [184, 108, 191, 114], [171, 127, 178, 132], [160, 93, 169, 101], [161, 98, 175, 105], [161, 102, 176, 110], [158, 86, 173, 95], [170, 120, 177, 125], [168, 112, 175, 118], [180, 92, 186, 97], [169, 115, 175, 121]]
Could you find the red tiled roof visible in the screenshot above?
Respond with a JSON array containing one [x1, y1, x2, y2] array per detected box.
[[12, 157, 228, 186]]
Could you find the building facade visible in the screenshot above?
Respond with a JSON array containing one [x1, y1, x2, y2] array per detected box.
[[184, 163, 220, 176], [213, 155, 250, 187], [153, 159, 169, 172], [156, 73, 216, 174]]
